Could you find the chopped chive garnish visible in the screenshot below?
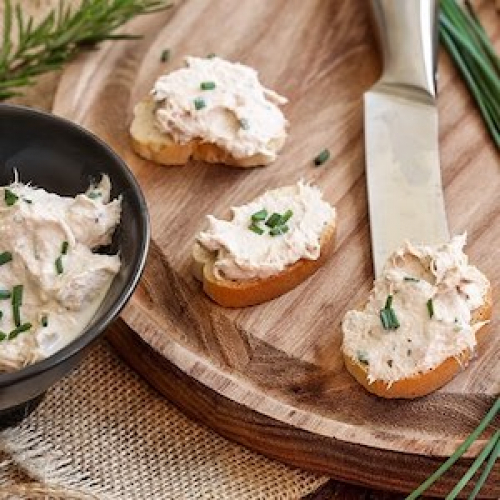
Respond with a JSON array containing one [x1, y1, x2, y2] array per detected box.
[[387, 359, 393, 368], [200, 81, 216, 90], [251, 209, 268, 222], [380, 303, 400, 330], [0, 332, 6, 341], [206, 53, 216, 58], [281, 210, 293, 224], [87, 191, 101, 199], [41, 315, 48, 328], [280, 225, 289, 234], [194, 97, 206, 110], [427, 298, 434, 319], [55, 255, 64, 275], [248, 223, 264, 235], [0, 311, 3, 320], [265, 213, 282, 228], [384, 294, 393, 309], [269, 226, 285, 236], [404, 276, 420, 282], [0, 290, 11, 300], [357, 350, 369, 365], [23, 198, 32, 204], [313, 148, 330, 166], [4, 188, 18, 206], [8, 322, 32, 340], [12, 284, 23, 327], [61, 241, 69, 255], [379, 309, 391, 330], [387, 308, 400, 329], [239, 118, 250, 130], [0, 251, 12, 265], [160, 48, 170, 62]]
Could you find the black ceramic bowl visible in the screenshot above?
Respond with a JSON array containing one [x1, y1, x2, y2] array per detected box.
[[0, 104, 150, 428]]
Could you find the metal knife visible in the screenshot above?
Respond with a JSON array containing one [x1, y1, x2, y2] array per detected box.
[[365, 0, 449, 276]]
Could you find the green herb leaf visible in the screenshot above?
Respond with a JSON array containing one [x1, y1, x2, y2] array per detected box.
[[200, 81, 216, 90], [4, 188, 18, 206], [206, 53, 216, 59], [8, 322, 32, 340], [265, 213, 282, 228], [0, 290, 11, 300], [281, 209, 293, 224], [87, 191, 101, 199], [313, 149, 330, 166], [194, 97, 206, 110], [384, 294, 393, 309], [160, 48, 170, 62], [41, 315, 48, 328], [251, 209, 268, 222], [0, 0, 171, 101], [0, 251, 12, 265], [403, 276, 420, 282], [248, 223, 264, 235], [427, 298, 434, 319], [61, 241, 69, 255], [12, 284, 23, 327], [55, 255, 64, 275], [0, 332, 6, 341]]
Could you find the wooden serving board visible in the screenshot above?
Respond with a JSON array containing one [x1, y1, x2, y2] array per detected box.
[[53, 0, 500, 496]]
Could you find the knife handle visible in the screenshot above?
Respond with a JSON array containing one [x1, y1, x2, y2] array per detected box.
[[370, 0, 438, 99]]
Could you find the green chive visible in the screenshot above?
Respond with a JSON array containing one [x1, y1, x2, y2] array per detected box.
[[41, 315, 48, 327], [0, 332, 6, 341], [206, 53, 216, 58], [265, 213, 282, 228], [387, 308, 400, 329], [384, 294, 393, 309], [356, 350, 369, 365], [239, 118, 250, 130], [379, 309, 391, 330], [87, 191, 101, 199], [251, 209, 268, 222], [0, 251, 12, 265], [8, 322, 32, 340], [404, 276, 420, 282], [55, 255, 64, 275], [23, 198, 32, 204], [194, 98, 206, 110], [427, 298, 434, 319], [4, 188, 18, 206], [200, 81, 216, 90], [12, 284, 23, 327], [160, 48, 170, 62], [0, 290, 11, 300], [248, 223, 264, 235], [281, 209, 293, 224], [269, 226, 284, 236], [61, 241, 69, 255], [0, 311, 3, 320], [313, 148, 330, 166], [280, 225, 289, 234]]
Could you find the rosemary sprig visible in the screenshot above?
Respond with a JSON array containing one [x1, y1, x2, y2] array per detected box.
[[439, 0, 500, 148], [0, 0, 171, 100], [406, 397, 500, 499]]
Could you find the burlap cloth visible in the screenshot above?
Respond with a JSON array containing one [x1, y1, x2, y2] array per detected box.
[[0, 339, 328, 499]]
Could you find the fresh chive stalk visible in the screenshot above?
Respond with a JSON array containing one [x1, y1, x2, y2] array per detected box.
[[0, 332, 6, 341], [406, 397, 500, 499], [0, 290, 11, 300], [61, 241, 69, 255], [8, 322, 31, 340], [41, 315, 48, 328], [12, 284, 23, 327], [248, 223, 264, 235], [427, 298, 434, 319], [439, 0, 500, 148], [251, 209, 268, 222], [0, 251, 12, 265], [4, 188, 18, 206], [160, 48, 170, 62], [55, 255, 64, 275], [314, 149, 330, 166], [200, 81, 216, 90], [265, 213, 282, 228], [194, 97, 206, 110]]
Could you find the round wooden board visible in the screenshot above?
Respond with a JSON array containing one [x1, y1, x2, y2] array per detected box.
[[53, 0, 500, 496]]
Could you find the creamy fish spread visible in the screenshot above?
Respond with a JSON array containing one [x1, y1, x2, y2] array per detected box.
[[197, 182, 335, 281], [152, 56, 288, 161], [342, 235, 490, 384], [0, 176, 121, 372]]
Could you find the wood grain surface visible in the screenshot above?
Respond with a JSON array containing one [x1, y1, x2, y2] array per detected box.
[[53, 0, 500, 497]]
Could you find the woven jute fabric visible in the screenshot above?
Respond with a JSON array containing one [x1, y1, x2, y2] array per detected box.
[[0, 340, 327, 499]]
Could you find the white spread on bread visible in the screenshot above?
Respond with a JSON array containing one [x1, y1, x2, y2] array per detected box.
[[152, 56, 288, 161], [341, 235, 490, 384], [0, 176, 121, 372], [196, 182, 335, 281]]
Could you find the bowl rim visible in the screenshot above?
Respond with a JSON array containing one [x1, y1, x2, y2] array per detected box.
[[0, 103, 150, 386]]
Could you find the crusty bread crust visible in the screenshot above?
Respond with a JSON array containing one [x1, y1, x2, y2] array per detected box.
[[192, 219, 336, 308], [130, 97, 283, 167], [343, 287, 493, 399]]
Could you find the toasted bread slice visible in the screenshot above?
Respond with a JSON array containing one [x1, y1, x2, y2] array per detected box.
[[130, 97, 283, 168], [192, 218, 336, 308], [343, 286, 492, 399]]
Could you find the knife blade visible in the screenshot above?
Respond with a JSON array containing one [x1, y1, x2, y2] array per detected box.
[[365, 0, 449, 276]]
